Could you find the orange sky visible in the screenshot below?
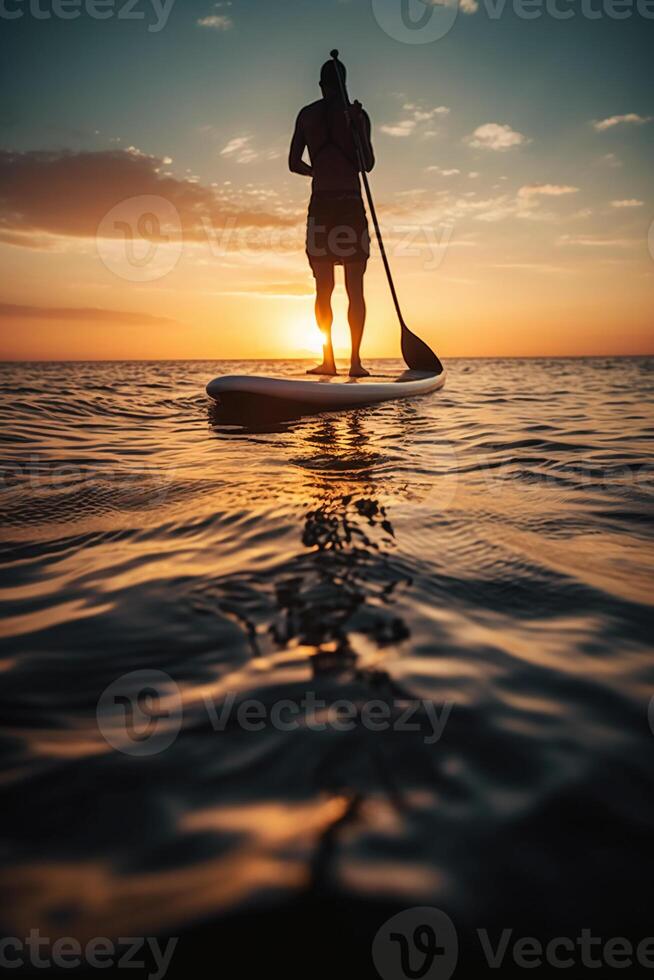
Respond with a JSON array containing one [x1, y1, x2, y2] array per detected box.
[[1, 221, 652, 360]]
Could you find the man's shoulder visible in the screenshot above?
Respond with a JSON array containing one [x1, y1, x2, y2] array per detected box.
[[297, 99, 324, 120]]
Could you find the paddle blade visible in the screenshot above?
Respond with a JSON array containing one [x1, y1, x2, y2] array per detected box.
[[401, 324, 443, 374]]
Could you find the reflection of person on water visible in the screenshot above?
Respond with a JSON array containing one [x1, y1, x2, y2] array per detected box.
[[289, 58, 375, 379]]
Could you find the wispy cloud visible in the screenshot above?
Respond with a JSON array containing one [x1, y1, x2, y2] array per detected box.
[[381, 104, 449, 139], [425, 165, 460, 176], [597, 152, 622, 168], [197, 15, 233, 30], [384, 190, 515, 225], [386, 178, 581, 226], [592, 113, 651, 132], [491, 263, 570, 275], [518, 184, 579, 198], [219, 135, 281, 164], [558, 234, 637, 247], [197, 3, 233, 31], [427, 0, 479, 11], [220, 136, 258, 163], [610, 199, 644, 208], [465, 123, 528, 151], [216, 281, 314, 298], [0, 303, 176, 325]]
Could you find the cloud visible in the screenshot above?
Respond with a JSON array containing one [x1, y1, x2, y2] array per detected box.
[[610, 199, 644, 208], [593, 113, 652, 132], [518, 184, 579, 198], [197, 14, 233, 30], [465, 123, 528, 151], [203, 128, 280, 163], [598, 153, 622, 168], [220, 136, 258, 163], [381, 105, 449, 139], [382, 188, 516, 225], [557, 234, 636, 247], [427, 0, 479, 10], [385, 178, 581, 226], [426, 166, 460, 176], [0, 303, 176, 325], [381, 122, 415, 138], [491, 262, 570, 275], [473, 196, 522, 222], [0, 148, 296, 248], [216, 281, 315, 298]]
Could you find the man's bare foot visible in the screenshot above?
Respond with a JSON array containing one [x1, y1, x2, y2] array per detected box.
[[349, 362, 370, 378], [307, 361, 338, 376]]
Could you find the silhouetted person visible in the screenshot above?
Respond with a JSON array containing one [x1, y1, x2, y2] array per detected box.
[[289, 59, 375, 377]]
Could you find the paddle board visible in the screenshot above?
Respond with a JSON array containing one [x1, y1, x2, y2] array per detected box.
[[206, 369, 446, 410]]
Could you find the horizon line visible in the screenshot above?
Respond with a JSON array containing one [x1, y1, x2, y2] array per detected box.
[[0, 353, 652, 364]]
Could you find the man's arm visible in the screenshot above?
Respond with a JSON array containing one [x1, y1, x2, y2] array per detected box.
[[289, 113, 312, 177]]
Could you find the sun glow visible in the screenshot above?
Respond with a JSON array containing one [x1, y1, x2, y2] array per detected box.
[[288, 316, 326, 357]]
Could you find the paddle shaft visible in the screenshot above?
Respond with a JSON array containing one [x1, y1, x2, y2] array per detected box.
[[329, 51, 407, 330]]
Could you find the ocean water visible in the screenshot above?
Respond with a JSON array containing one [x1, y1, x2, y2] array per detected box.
[[0, 357, 652, 975]]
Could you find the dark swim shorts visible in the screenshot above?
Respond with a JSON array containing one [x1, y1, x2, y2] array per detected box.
[[306, 190, 370, 268]]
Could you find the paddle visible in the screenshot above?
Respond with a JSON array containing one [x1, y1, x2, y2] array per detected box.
[[329, 49, 443, 375]]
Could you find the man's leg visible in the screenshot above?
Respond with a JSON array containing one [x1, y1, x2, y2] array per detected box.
[[307, 261, 337, 375], [344, 261, 369, 377]]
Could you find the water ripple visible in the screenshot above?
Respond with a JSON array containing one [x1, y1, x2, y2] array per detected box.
[[0, 356, 652, 949]]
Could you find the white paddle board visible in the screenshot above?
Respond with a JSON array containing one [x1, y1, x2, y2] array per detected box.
[[206, 369, 446, 409]]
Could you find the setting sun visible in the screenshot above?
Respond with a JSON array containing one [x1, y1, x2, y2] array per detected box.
[[288, 316, 326, 358]]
